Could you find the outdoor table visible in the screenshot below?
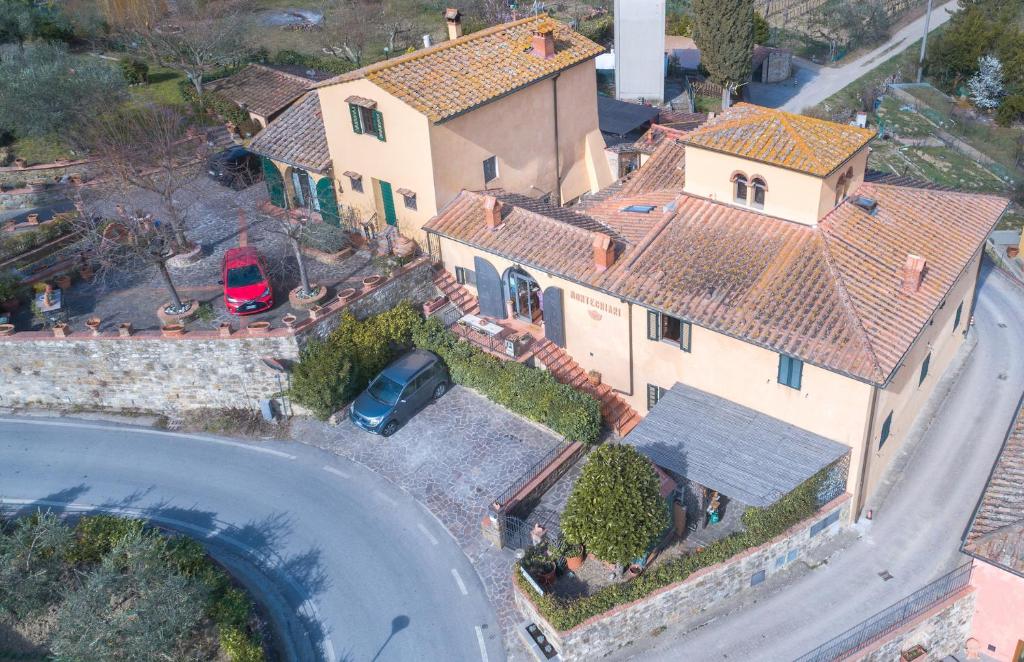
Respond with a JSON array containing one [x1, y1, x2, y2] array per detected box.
[[458, 313, 505, 353], [34, 288, 67, 325]]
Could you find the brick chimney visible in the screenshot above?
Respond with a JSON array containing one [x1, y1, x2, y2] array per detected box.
[[445, 8, 463, 40], [593, 232, 615, 271], [900, 254, 926, 294], [531, 22, 556, 59], [483, 195, 502, 230]]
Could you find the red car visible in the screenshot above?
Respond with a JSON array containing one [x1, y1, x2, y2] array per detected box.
[[222, 247, 273, 315]]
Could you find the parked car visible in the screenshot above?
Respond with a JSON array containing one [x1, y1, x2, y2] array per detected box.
[[207, 146, 263, 190], [350, 350, 450, 436], [221, 247, 273, 315]]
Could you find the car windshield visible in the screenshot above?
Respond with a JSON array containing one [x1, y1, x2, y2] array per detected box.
[[226, 264, 263, 288], [367, 375, 404, 405]]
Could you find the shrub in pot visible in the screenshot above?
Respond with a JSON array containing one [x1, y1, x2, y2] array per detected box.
[[0, 271, 25, 311]]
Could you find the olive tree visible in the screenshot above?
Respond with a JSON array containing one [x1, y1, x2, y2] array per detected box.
[[561, 444, 669, 566], [0, 511, 75, 618]]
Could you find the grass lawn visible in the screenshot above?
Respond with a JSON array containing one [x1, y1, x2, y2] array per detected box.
[[694, 94, 722, 113], [9, 133, 77, 165], [875, 96, 935, 137], [128, 65, 188, 106], [869, 141, 1009, 192]]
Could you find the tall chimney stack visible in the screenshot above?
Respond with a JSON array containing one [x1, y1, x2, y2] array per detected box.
[[593, 232, 615, 271], [445, 8, 463, 40], [531, 21, 556, 59], [483, 195, 503, 230], [900, 254, 926, 294]]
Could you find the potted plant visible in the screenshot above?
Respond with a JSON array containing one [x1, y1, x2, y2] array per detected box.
[[86, 317, 101, 335], [522, 544, 557, 587], [558, 541, 586, 572], [901, 645, 927, 661], [56, 274, 72, 290], [0, 272, 25, 312]]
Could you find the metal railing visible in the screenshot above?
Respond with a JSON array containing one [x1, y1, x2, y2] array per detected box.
[[794, 562, 973, 662], [492, 442, 569, 512]]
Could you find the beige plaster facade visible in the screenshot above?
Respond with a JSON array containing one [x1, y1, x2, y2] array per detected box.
[[682, 145, 870, 225], [314, 60, 612, 242]]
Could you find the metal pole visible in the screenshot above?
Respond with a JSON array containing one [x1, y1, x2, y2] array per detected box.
[[916, 0, 933, 83]]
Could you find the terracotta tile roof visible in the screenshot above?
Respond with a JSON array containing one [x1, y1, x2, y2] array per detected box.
[[206, 64, 313, 118], [656, 110, 709, 132], [315, 15, 604, 123], [633, 124, 692, 155], [248, 92, 331, 173], [684, 103, 876, 176], [427, 179, 1007, 384], [964, 399, 1024, 577]]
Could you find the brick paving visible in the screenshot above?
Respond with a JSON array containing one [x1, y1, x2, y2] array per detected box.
[[291, 385, 566, 660]]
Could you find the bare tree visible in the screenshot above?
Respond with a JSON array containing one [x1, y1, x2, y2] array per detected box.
[[319, 0, 379, 67], [79, 104, 207, 253], [132, 0, 247, 95], [255, 196, 347, 301]]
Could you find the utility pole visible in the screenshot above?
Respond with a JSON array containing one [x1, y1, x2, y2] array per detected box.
[[916, 0, 933, 83]]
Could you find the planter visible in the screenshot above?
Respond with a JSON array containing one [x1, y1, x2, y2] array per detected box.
[[165, 242, 202, 268], [27, 181, 46, 193], [1, 298, 20, 313], [25, 213, 39, 225], [536, 562, 557, 587], [161, 323, 185, 337], [282, 313, 298, 329], [422, 295, 447, 315], [218, 322, 233, 337], [13, 158, 26, 169], [566, 553, 586, 572], [56, 274, 72, 290], [3, 219, 15, 232], [587, 369, 602, 386], [392, 235, 417, 259], [78, 264, 94, 282], [361, 275, 384, 289], [0, 323, 14, 336], [246, 320, 271, 336], [308, 304, 324, 320], [1008, 246, 1020, 258], [85, 317, 101, 335], [288, 284, 328, 310], [627, 564, 643, 578], [52, 322, 69, 338], [336, 287, 358, 305], [300, 244, 354, 265], [901, 645, 927, 661], [118, 322, 133, 337], [156, 299, 198, 324]]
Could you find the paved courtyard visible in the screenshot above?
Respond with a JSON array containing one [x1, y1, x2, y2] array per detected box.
[[292, 385, 567, 659]]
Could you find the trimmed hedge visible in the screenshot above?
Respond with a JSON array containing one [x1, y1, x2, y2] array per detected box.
[[268, 50, 356, 76], [516, 467, 831, 630], [412, 317, 602, 443]]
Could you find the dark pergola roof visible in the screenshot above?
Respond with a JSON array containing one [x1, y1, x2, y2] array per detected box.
[[598, 95, 661, 136], [626, 383, 849, 507]]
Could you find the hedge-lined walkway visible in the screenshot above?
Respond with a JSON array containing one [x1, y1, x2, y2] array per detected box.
[[292, 386, 565, 660]]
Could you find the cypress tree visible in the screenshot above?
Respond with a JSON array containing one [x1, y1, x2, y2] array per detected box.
[[692, 0, 754, 108]]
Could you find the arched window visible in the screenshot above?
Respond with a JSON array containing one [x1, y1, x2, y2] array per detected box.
[[732, 173, 748, 204], [834, 169, 853, 207], [751, 177, 766, 208]]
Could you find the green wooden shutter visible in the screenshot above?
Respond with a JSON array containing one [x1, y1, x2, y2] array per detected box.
[[372, 110, 386, 142], [680, 321, 692, 352], [879, 411, 893, 449], [349, 104, 363, 134], [919, 353, 930, 385], [647, 310, 660, 340], [261, 158, 286, 208], [953, 301, 963, 330], [791, 359, 802, 390], [379, 180, 397, 225], [778, 354, 788, 385], [316, 177, 340, 227]]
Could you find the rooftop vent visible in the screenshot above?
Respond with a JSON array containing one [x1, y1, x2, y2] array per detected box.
[[622, 204, 656, 213], [852, 196, 878, 214], [900, 254, 926, 294], [593, 232, 615, 271]]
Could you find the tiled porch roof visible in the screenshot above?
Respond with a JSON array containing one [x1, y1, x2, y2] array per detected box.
[[248, 92, 331, 173], [206, 64, 314, 118]]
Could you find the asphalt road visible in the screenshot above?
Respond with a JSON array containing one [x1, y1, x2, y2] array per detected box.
[[0, 420, 504, 662], [610, 264, 1024, 660]]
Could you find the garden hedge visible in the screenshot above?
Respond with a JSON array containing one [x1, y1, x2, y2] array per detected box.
[[516, 467, 831, 630]]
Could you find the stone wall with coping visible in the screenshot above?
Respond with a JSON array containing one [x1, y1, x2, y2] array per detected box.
[[0, 257, 436, 413], [851, 588, 975, 662], [514, 494, 852, 662]]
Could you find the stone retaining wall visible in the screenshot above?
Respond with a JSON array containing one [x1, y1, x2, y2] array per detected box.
[[0, 258, 436, 413], [514, 495, 852, 661], [851, 588, 975, 662]]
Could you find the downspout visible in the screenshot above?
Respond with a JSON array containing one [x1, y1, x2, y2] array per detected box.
[[552, 73, 561, 206], [854, 385, 880, 521], [622, 301, 635, 397]]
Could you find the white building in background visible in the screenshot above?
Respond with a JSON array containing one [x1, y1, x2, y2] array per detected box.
[[614, 0, 666, 103]]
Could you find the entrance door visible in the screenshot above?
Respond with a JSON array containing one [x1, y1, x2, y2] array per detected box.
[[508, 269, 542, 324], [379, 180, 397, 226], [262, 158, 285, 207], [291, 169, 316, 210]]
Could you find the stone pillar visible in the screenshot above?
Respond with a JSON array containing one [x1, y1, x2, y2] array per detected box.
[[481, 508, 504, 549]]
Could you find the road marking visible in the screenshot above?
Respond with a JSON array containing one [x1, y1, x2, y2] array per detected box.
[[451, 568, 468, 595], [0, 418, 296, 459], [417, 522, 439, 546], [322, 465, 350, 479], [475, 625, 490, 662]]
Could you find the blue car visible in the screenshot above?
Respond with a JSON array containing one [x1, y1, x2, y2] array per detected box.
[[350, 350, 450, 436]]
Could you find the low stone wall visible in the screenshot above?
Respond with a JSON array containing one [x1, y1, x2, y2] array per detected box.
[[0, 160, 91, 187], [0, 257, 436, 413], [514, 495, 852, 661], [851, 588, 975, 662]]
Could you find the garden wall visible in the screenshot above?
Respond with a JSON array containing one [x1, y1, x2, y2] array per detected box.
[[852, 588, 975, 662], [514, 495, 852, 661], [0, 258, 436, 413]]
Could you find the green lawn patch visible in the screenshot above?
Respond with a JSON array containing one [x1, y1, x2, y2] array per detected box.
[[869, 141, 1008, 192], [8, 133, 76, 165], [875, 96, 934, 137], [128, 65, 188, 106], [694, 95, 722, 113]]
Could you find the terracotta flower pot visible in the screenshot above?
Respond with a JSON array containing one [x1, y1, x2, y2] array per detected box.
[[0, 323, 15, 336], [246, 320, 271, 336], [118, 322, 133, 337], [308, 304, 323, 320], [86, 317, 101, 335], [566, 554, 586, 572], [25, 213, 39, 225], [13, 158, 26, 169], [362, 275, 384, 289], [282, 313, 298, 328], [422, 295, 447, 315], [336, 288, 358, 305], [52, 322, 69, 338], [1008, 246, 1020, 258], [218, 322, 233, 337], [3, 219, 16, 232], [161, 323, 185, 337]]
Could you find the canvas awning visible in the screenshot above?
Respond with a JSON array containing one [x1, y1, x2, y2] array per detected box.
[[626, 383, 849, 507]]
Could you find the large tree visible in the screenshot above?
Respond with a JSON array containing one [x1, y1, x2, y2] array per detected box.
[[561, 444, 669, 566], [0, 512, 75, 619], [692, 0, 754, 108]]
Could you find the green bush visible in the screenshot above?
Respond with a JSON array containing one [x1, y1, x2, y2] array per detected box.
[[220, 625, 265, 662], [269, 50, 356, 76], [561, 445, 669, 565], [119, 57, 150, 85], [0, 271, 25, 302], [210, 587, 252, 630], [518, 467, 832, 630], [578, 15, 614, 44], [68, 515, 145, 565], [180, 83, 250, 126], [412, 317, 602, 442]]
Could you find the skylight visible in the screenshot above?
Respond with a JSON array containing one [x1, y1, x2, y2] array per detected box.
[[622, 204, 656, 213]]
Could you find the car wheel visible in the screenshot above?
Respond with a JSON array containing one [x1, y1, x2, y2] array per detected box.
[[432, 382, 448, 399], [381, 420, 399, 437]]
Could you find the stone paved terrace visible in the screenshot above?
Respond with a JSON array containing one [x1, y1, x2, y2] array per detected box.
[[8, 178, 381, 333], [292, 385, 567, 660]]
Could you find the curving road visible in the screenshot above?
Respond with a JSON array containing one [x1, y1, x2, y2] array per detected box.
[[0, 420, 504, 662], [611, 263, 1024, 660]]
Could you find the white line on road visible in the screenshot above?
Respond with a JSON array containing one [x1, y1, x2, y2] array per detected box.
[[0, 418, 297, 459], [418, 522, 439, 546], [322, 465, 351, 479], [451, 568, 468, 595], [475, 625, 490, 662]]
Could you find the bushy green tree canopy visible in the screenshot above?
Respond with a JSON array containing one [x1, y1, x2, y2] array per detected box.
[[692, 0, 753, 107], [561, 445, 669, 565]]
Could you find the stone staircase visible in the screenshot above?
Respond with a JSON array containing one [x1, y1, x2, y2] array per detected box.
[[533, 339, 642, 437], [433, 268, 479, 315]]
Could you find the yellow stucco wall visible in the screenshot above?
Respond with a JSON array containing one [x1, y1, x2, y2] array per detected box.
[[682, 145, 870, 225]]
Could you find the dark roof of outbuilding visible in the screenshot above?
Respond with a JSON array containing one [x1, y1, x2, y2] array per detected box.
[[626, 383, 849, 506], [206, 64, 314, 118], [598, 96, 661, 136]]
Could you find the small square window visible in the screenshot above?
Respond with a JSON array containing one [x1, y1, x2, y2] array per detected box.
[[750, 569, 766, 586], [483, 156, 498, 183], [402, 193, 416, 210], [348, 175, 363, 193]]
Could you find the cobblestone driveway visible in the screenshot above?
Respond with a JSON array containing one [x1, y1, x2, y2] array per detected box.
[[293, 385, 566, 659]]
